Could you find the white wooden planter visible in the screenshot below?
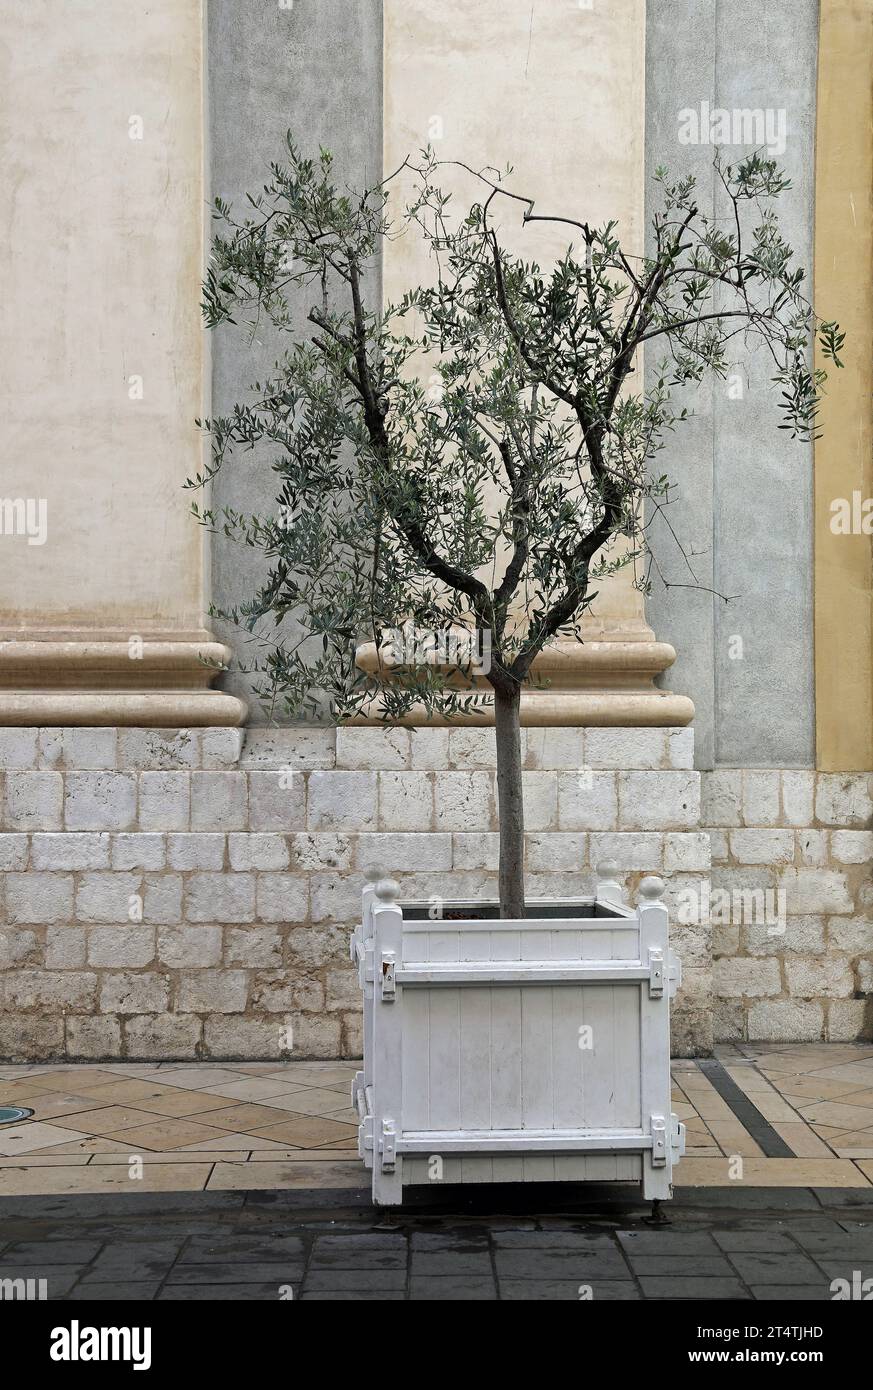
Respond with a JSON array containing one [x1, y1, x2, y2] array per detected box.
[[350, 863, 685, 1206]]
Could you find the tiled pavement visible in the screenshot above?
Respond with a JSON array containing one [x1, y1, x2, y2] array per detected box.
[[1, 1043, 873, 1195], [1, 1183, 872, 1300]]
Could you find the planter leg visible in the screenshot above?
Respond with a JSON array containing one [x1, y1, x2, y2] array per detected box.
[[373, 1154, 403, 1206], [641, 1152, 672, 1203], [643, 1197, 672, 1226]]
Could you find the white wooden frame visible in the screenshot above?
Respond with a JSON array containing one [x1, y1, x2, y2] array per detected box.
[[351, 863, 684, 1206]]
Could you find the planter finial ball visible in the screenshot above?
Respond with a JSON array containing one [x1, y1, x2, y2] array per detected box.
[[596, 859, 619, 879], [363, 863, 386, 884], [639, 875, 666, 902], [375, 877, 400, 903]]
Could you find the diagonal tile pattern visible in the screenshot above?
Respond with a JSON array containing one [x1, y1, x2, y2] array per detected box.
[[0, 1045, 871, 1194]]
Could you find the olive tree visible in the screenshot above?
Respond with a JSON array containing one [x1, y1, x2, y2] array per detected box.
[[194, 139, 842, 916]]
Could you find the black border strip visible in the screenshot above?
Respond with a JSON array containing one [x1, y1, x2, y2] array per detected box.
[[696, 1059, 795, 1157]]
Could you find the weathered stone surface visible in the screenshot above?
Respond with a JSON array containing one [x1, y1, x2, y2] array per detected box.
[[244, 770, 305, 834], [434, 771, 496, 832], [100, 972, 170, 1015], [6, 872, 74, 924], [45, 926, 87, 969], [701, 770, 742, 827], [408, 729, 450, 769], [124, 1013, 203, 1059], [557, 771, 617, 831], [830, 830, 873, 864], [816, 774, 873, 828], [142, 874, 183, 925], [448, 728, 497, 770], [76, 872, 142, 925], [336, 727, 410, 770], [203, 1015, 293, 1059], [139, 771, 190, 831], [224, 926, 282, 967], [309, 874, 360, 924], [664, 833, 710, 872], [66, 1015, 122, 1059], [798, 830, 829, 866], [356, 832, 451, 873], [185, 872, 255, 923], [65, 772, 136, 831], [589, 832, 663, 871], [239, 727, 336, 770], [0, 834, 29, 870], [785, 955, 854, 1000], [779, 868, 853, 916], [827, 916, 873, 954], [377, 771, 433, 831], [178, 969, 248, 1013], [4, 772, 63, 830], [713, 957, 781, 998], [742, 772, 781, 827], [167, 833, 226, 870], [452, 831, 500, 870], [255, 873, 310, 923], [781, 771, 815, 827], [190, 771, 247, 831], [585, 728, 668, 770], [827, 1000, 871, 1042], [0, 927, 39, 968], [0, 1012, 65, 1061], [747, 999, 824, 1042], [228, 832, 290, 871], [42, 728, 118, 771], [117, 728, 200, 770], [200, 727, 244, 769], [619, 771, 699, 830], [157, 925, 223, 969], [521, 772, 558, 831], [251, 970, 324, 1012], [730, 829, 795, 865], [525, 832, 585, 873], [290, 832, 353, 870], [746, 916, 824, 956], [521, 728, 585, 771], [3, 970, 97, 1009], [0, 729, 39, 768], [111, 833, 166, 871], [88, 927, 156, 968], [31, 832, 110, 870]]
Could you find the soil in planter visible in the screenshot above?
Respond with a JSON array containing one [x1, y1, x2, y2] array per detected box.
[[403, 901, 624, 921]]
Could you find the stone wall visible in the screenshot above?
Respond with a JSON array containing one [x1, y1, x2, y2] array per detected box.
[[706, 770, 873, 1043], [3, 727, 868, 1062], [0, 725, 710, 1062]]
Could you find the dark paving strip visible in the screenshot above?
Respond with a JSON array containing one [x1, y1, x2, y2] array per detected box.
[[696, 1058, 795, 1158]]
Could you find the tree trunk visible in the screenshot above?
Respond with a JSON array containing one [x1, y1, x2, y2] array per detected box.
[[494, 682, 525, 918]]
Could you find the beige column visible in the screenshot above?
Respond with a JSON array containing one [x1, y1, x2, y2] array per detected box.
[[370, 0, 691, 726], [814, 0, 873, 771], [0, 0, 243, 726]]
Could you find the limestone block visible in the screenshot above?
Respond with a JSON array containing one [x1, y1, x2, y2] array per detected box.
[[65, 772, 136, 832], [190, 771, 247, 831], [5, 772, 63, 830], [138, 771, 191, 831]]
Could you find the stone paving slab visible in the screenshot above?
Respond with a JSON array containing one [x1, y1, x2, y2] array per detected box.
[[1, 1045, 872, 1196], [0, 1182, 871, 1301]]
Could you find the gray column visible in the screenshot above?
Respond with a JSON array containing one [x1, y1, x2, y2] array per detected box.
[[207, 0, 382, 719], [645, 0, 818, 769]]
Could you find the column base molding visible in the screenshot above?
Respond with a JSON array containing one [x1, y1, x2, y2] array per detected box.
[[353, 638, 694, 728], [0, 636, 246, 727]]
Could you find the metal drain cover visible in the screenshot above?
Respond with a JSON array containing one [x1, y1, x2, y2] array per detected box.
[[0, 1107, 33, 1124]]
